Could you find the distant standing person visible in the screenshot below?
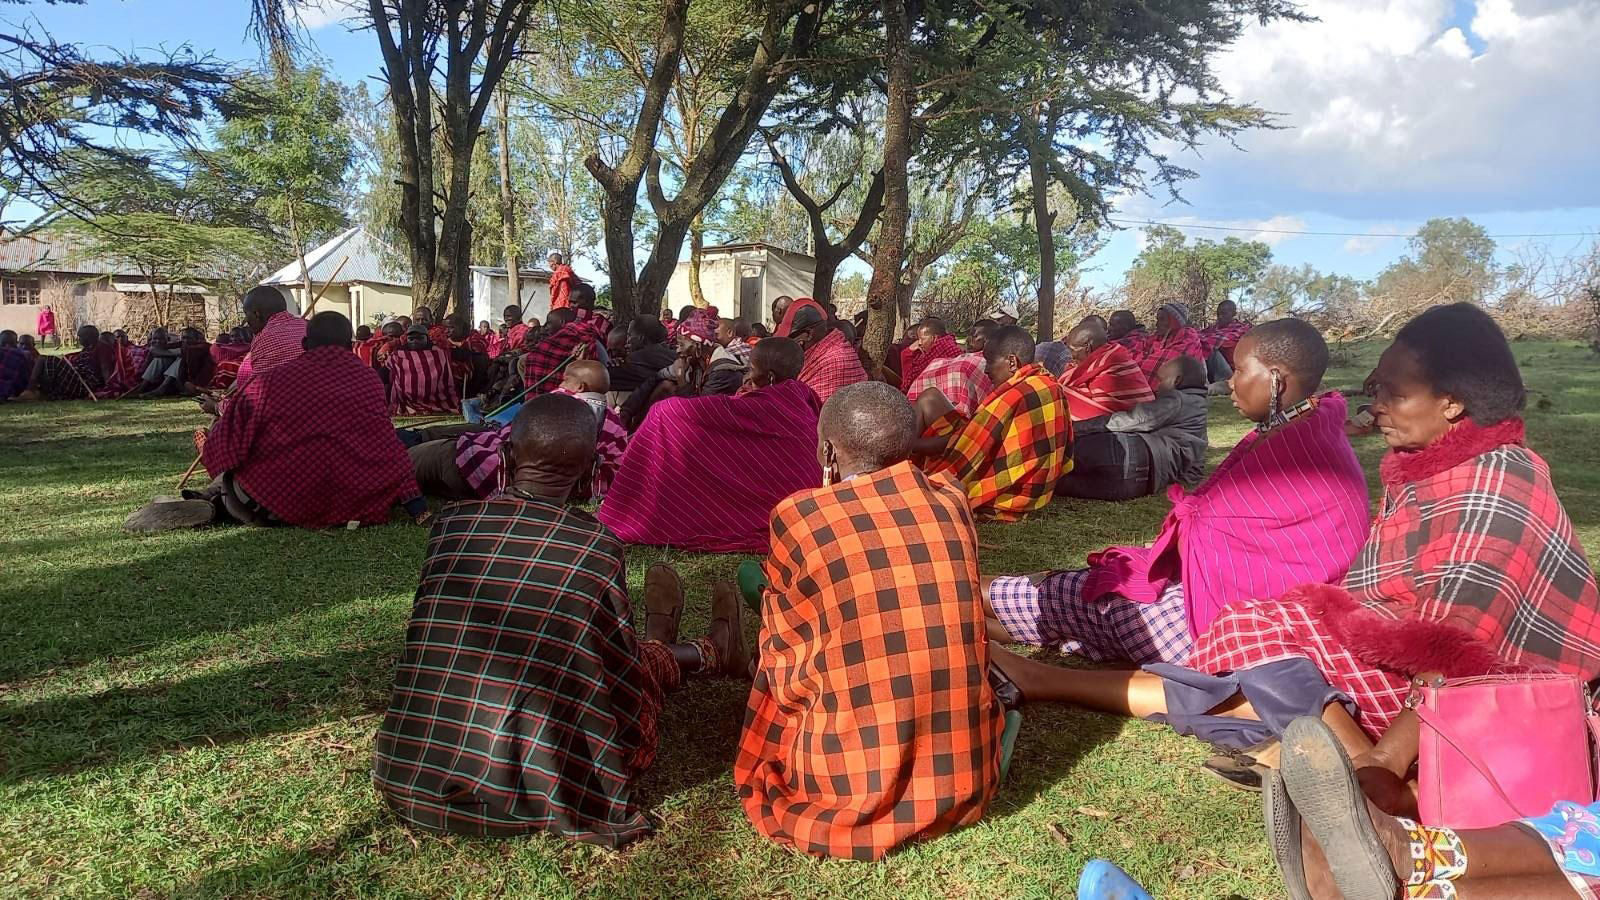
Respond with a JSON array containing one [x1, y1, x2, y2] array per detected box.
[[36, 304, 58, 348], [547, 252, 577, 310]]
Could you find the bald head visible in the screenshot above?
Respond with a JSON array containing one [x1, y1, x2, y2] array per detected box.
[[508, 393, 598, 497], [561, 358, 610, 394], [243, 285, 288, 331], [819, 382, 917, 474], [1066, 321, 1107, 359]]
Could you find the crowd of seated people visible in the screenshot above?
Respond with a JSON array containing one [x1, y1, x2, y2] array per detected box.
[[20, 277, 1600, 894]]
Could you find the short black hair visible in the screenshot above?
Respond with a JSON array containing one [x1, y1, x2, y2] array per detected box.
[[971, 319, 998, 337], [354, 325, 372, 341], [753, 336, 804, 381], [820, 382, 916, 470], [1394, 302, 1526, 425], [678, 305, 696, 321], [572, 281, 596, 309], [243, 285, 288, 317], [1217, 299, 1238, 314], [546, 307, 577, 328], [984, 325, 1036, 364], [1248, 318, 1330, 389], [1109, 310, 1136, 326], [509, 392, 597, 475], [77, 324, 100, 345], [305, 311, 353, 349], [630, 314, 668, 344], [1169, 354, 1207, 390], [921, 317, 948, 337], [732, 318, 752, 340], [0, 329, 16, 346]]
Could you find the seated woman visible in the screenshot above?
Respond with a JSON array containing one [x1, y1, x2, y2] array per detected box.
[[984, 318, 1369, 666], [1060, 354, 1208, 502], [597, 338, 821, 553], [990, 304, 1600, 766], [1267, 716, 1593, 900], [1128, 302, 1205, 391]]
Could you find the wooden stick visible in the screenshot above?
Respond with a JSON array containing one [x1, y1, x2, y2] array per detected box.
[[64, 355, 100, 402], [176, 452, 203, 491], [301, 256, 349, 318]]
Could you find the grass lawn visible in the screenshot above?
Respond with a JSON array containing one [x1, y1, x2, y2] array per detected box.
[[4, 340, 1599, 898]]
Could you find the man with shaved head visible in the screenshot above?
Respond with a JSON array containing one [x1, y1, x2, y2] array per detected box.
[[733, 381, 1002, 860], [922, 325, 1073, 521], [599, 336, 822, 553], [1059, 319, 1155, 421], [374, 393, 747, 848]]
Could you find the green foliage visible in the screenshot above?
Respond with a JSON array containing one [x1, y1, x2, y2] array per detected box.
[[211, 67, 353, 256], [1374, 216, 1499, 306], [1126, 224, 1272, 320], [1252, 263, 1366, 319]]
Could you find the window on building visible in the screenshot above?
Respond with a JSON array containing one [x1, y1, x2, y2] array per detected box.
[[1, 278, 41, 305]]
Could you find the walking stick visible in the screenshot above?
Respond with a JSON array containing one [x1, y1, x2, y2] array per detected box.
[[176, 452, 204, 491], [300, 257, 348, 318], [483, 347, 582, 419], [64, 355, 100, 402]]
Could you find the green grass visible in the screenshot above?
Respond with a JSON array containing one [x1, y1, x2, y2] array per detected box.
[[4, 340, 1600, 898]]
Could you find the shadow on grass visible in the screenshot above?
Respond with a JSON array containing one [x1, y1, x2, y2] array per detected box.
[[0, 643, 395, 783]]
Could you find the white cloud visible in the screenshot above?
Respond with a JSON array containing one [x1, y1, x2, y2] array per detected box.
[[1342, 227, 1400, 254], [291, 0, 362, 30], [1129, 213, 1310, 247], [1190, 0, 1600, 216]]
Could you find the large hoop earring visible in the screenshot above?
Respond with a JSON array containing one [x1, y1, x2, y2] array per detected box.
[[496, 445, 511, 496]]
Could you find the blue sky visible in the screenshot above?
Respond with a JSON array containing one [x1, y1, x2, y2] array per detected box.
[[17, 0, 1599, 292]]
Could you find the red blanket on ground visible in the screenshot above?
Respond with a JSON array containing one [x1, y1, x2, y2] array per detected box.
[[597, 378, 822, 552]]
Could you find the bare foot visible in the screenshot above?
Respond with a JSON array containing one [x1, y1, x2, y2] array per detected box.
[[1301, 796, 1409, 900]]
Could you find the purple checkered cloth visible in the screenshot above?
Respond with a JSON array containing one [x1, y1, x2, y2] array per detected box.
[[988, 569, 1193, 664]]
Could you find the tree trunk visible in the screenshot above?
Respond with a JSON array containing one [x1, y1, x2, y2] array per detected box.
[[496, 88, 520, 311], [634, 214, 694, 315], [811, 248, 843, 308], [688, 213, 706, 308], [861, 0, 913, 367], [1028, 118, 1057, 342]]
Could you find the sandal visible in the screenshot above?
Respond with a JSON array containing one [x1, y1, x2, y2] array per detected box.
[[709, 581, 750, 678], [1201, 737, 1278, 792], [643, 564, 684, 644], [1280, 717, 1397, 900], [1264, 769, 1312, 900]]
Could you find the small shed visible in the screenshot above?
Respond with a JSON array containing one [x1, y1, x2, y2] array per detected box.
[[263, 226, 413, 326], [469, 266, 555, 328], [665, 243, 815, 327]]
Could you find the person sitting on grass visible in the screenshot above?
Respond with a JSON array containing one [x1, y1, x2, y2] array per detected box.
[[1266, 716, 1596, 900], [1060, 354, 1209, 502], [372, 393, 748, 848], [16, 324, 114, 402], [0, 329, 32, 399], [409, 360, 627, 504], [385, 323, 459, 415], [1128, 302, 1205, 391], [1198, 299, 1250, 382], [189, 312, 427, 528], [918, 324, 1073, 521], [775, 298, 867, 405], [735, 382, 1002, 861], [598, 337, 821, 553], [618, 314, 746, 430], [899, 317, 962, 392], [904, 319, 997, 418], [1106, 309, 1147, 347], [988, 305, 1600, 783], [984, 319, 1368, 667], [1059, 319, 1156, 422]]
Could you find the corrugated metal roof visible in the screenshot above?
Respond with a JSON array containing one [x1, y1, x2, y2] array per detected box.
[[0, 230, 147, 276], [468, 265, 554, 281], [263, 225, 411, 288], [699, 241, 814, 262]]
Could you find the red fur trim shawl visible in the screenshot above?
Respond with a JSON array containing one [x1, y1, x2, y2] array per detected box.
[[1379, 417, 1525, 486]]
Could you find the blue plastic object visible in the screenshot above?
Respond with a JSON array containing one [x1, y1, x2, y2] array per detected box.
[[1076, 859, 1153, 900]]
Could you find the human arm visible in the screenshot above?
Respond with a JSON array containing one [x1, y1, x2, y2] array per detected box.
[[1105, 393, 1180, 433]]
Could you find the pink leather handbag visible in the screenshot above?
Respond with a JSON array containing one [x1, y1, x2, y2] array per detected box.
[[1415, 673, 1600, 829]]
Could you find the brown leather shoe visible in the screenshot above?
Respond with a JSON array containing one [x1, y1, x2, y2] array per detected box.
[[709, 581, 750, 678], [643, 564, 683, 645]]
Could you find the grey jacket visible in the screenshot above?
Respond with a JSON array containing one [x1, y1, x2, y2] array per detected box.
[[1101, 386, 1209, 490]]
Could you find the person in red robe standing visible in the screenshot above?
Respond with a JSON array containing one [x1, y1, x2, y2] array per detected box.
[[547, 252, 577, 310]]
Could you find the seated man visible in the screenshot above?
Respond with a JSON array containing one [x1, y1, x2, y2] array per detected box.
[[1060, 355, 1208, 502], [598, 338, 821, 553], [717, 317, 753, 364], [519, 307, 605, 396], [0, 329, 29, 400], [606, 314, 676, 399], [410, 360, 627, 503], [904, 319, 997, 417], [231, 285, 308, 393], [192, 312, 427, 528], [736, 382, 1002, 861], [1106, 309, 1147, 348], [372, 393, 747, 847], [442, 313, 489, 395], [386, 324, 459, 415], [775, 298, 866, 404], [984, 319, 1368, 665], [619, 316, 746, 431], [1059, 319, 1155, 421], [16, 325, 114, 401], [208, 330, 249, 390], [898, 317, 961, 391], [356, 319, 404, 369], [921, 325, 1073, 521], [1129, 302, 1204, 391], [411, 305, 451, 347], [1197, 299, 1250, 381]]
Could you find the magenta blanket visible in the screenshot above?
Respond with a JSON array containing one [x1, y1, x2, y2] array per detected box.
[[1082, 392, 1371, 637], [598, 378, 823, 552]]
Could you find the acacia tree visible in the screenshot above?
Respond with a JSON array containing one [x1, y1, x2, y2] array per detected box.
[[763, 124, 885, 307], [212, 67, 353, 300]]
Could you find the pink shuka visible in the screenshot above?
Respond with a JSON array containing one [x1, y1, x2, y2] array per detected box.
[[598, 378, 823, 553], [1082, 392, 1371, 636]]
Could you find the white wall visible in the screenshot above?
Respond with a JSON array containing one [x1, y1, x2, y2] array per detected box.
[[471, 270, 553, 327], [665, 248, 817, 328]]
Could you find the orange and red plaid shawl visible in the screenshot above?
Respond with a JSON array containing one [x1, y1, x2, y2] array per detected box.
[[927, 363, 1073, 521], [1059, 341, 1155, 421], [736, 461, 1002, 861]]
